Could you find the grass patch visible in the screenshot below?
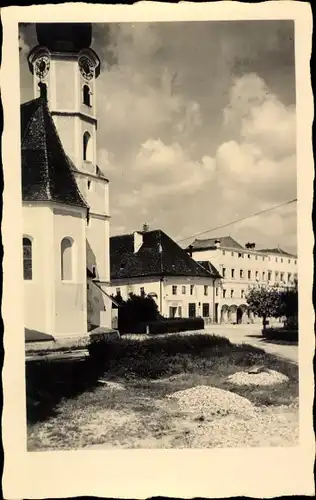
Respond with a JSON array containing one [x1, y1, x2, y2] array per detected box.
[[27, 333, 298, 450]]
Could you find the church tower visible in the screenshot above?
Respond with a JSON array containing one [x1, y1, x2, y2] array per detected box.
[[27, 23, 112, 330]]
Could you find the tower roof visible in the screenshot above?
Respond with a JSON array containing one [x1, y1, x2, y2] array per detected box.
[[21, 97, 88, 210], [36, 23, 92, 52]]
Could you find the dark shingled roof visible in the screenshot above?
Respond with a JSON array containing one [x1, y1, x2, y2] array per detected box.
[[258, 248, 297, 258], [189, 236, 244, 251], [110, 230, 220, 280], [21, 98, 88, 209], [197, 261, 222, 279]]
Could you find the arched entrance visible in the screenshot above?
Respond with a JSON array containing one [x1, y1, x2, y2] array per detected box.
[[228, 305, 237, 323], [220, 304, 229, 323], [237, 304, 248, 324]]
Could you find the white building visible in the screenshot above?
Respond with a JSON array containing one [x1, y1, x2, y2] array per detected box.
[[22, 23, 112, 338], [110, 230, 222, 322], [187, 236, 297, 324]]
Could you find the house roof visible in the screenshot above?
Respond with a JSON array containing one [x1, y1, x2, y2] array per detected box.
[[197, 261, 222, 279], [258, 248, 297, 258], [189, 236, 244, 251], [110, 229, 220, 280], [21, 98, 88, 209]]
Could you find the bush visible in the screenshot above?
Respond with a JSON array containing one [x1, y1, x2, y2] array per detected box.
[[118, 293, 161, 333], [262, 327, 298, 342], [129, 317, 205, 334]]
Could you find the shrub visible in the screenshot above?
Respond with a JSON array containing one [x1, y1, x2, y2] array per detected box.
[[262, 327, 298, 342], [135, 317, 205, 334], [118, 293, 161, 333]]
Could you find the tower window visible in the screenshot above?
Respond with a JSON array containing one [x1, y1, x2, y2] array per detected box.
[[61, 237, 73, 281], [83, 131, 93, 162], [83, 85, 91, 107], [23, 237, 33, 280]]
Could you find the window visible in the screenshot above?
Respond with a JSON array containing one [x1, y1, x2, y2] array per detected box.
[[83, 84, 91, 106], [204, 285, 208, 296], [23, 237, 32, 280], [248, 254, 251, 259], [231, 251, 234, 257], [240, 269, 244, 279], [248, 270, 252, 280], [262, 271, 266, 281], [255, 270, 259, 280], [281, 258, 283, 263], [238, 252, 243, 258], [288, 273, 292, 283], [61, 237, 73, 281], [280, 272, 284, 282], [223, 289, 227, 298], [276, 257, 278, 263], [216, 287, 219, 297], [87, 180, 92, 190], [222, 250, 226, 256], [190, 284, 194, 295], [288, 259, 291, 264], [83, 131, 93, 162], [222, 267, 226, 278], [202, 303, 210, 317], [172, 285, 177, 295], [275, 271, 279, 281], [255, 255, 258, 260], [241, 289, 245, 299], [294, 260, 297, 265], [140, 287, 145, 295], [182, 285, 186, 294], [178, 306, 182, 318], [268, 271, 272, 281], [230, 289, 234, 298], [231, 269, 235, 279], [116, 287, 121, 296]]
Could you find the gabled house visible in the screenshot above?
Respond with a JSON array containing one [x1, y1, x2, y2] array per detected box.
[[110, 229, 222, 322]]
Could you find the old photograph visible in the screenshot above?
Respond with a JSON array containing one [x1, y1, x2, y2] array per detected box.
[[2, 2, 315, 498], [17, 18, 303, 452]]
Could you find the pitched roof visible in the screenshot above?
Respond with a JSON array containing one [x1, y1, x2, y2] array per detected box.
[[110, 230, 220, 280], [21, 98, 88, 209], [197, 261, 222, 279], [258, 248, 297, 258], [189, 236, 244, 251]]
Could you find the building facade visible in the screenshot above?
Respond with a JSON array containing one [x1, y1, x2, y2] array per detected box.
[[22, 23, 112, 338], [188, 236, 298, 324], [110, 230, 222, 322]]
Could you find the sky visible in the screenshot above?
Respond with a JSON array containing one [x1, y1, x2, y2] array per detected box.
[[19, 21, 297, 253]]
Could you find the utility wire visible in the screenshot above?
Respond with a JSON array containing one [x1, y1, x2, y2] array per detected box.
[[177, 198, 297, 244]]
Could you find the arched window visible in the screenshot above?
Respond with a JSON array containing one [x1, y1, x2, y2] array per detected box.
[[61, 238, 73, 281], [23, 237, 32, 280], [83, 85, 91, 106], [83, 131, 93, 162]]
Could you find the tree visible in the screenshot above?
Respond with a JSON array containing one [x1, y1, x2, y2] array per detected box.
[[246, 285, 283, 329], [279, 283, 298, 329], [118, 293, 161, 333]]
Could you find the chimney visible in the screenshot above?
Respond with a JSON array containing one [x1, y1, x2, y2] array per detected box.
[[133, 231, 143, 254], [214, 239, 220, 249], [251, 243, 256, 249]]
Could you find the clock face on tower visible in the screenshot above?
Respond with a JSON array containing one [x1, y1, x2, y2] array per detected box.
[[35, 55, 50, 79], [79, 56, 94, 81]]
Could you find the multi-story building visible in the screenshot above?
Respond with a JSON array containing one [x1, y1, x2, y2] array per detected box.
[[110, 229, 222, 322], [187, 236, 297, 324]]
